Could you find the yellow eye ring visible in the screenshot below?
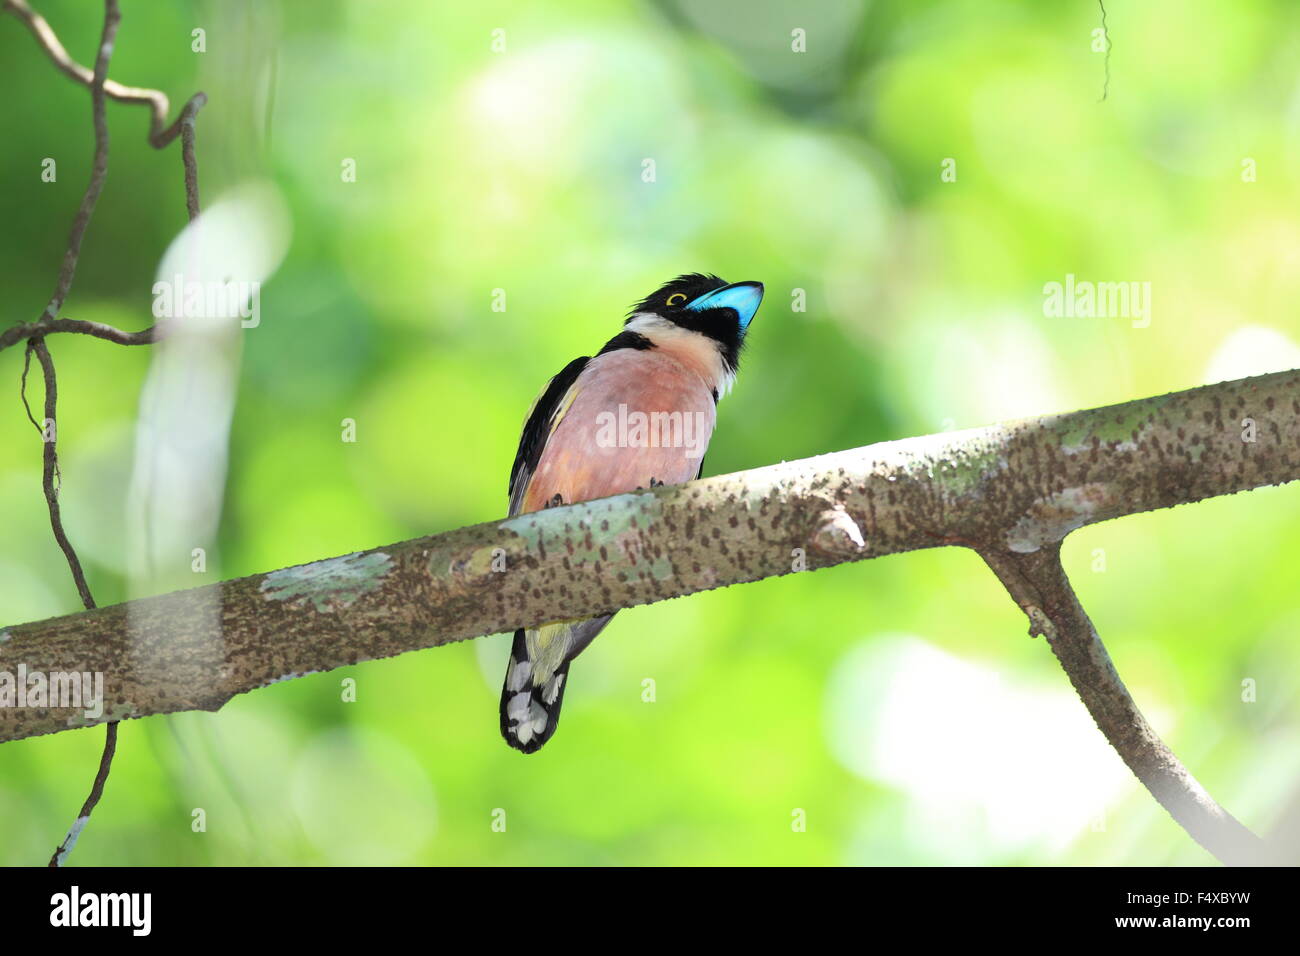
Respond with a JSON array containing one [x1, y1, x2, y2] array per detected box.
[[666, 293, 687, 306]]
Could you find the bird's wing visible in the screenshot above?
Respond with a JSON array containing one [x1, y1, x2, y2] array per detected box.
[[508, 355, 590, 516]]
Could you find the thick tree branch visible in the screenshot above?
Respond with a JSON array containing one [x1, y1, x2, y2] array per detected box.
[[3, 369, 1294, 863], [2, 368, 1295, 741]]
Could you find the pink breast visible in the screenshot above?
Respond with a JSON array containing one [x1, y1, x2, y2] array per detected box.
[[522, 349, 717, 512]]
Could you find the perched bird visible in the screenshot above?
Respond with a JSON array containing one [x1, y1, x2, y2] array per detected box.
[[500, 273, 764, 753]]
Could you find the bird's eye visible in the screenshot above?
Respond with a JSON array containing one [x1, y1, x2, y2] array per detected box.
[[666, 293, 687, 306]]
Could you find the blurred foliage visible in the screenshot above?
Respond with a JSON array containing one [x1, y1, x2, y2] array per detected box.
[[2, 0, 1299, 865]]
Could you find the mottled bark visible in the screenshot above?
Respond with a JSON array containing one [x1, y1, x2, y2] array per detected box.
[[1, 368, 1296, 863], [2, 366, 1294, 745]]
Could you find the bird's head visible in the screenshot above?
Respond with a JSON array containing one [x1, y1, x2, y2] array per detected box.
[[625, 273, 764, 377]]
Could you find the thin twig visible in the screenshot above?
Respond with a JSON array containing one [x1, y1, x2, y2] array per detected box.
[[2, 0, 206, 149], [24, 339, 96, 610], [981, 546, 1270, 866], [0, 317, 161, 354], [3, 0, 207, 325], [5, 0, 122, 868], [179, 95, 203, 221], [48, 723, 118, 867], [35, 0, 119, 322], [3, 0, 207, 868], [24, 335, 118, 870], [11, 0, 206, 867], [18, 342, 41, 432]]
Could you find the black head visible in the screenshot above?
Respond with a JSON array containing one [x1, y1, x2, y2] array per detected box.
[[627, 273, 765, 373]]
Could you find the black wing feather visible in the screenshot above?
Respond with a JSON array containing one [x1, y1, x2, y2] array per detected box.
[[508, 356, 590, 513], [509, 333, 658, 514]]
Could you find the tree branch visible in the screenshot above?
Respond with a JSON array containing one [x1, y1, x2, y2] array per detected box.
[[2, 367, 1295, 863], [28, 0, 118, 321], [980, 545, 1270, 866], [4, 367, 1293, 731], [0, 0, 205, 327], [0, 317, 161, 354], [22, 339, 96, 609], [23, 333, 123, 868], [0, 0, 207, 352], [1, 0, 206, 328], [2, 0, 207, 149], [9, 0, 124, 869]]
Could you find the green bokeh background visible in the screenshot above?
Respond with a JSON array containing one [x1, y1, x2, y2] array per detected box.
[[2, 0, 1299, 865]]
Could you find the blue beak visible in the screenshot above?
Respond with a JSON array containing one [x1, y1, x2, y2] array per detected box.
[[685, 280, 764, 332]]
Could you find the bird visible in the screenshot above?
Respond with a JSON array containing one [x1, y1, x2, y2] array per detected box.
[[500, 273, 764, 753]]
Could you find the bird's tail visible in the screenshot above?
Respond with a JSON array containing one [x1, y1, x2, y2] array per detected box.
[[499, 613, 614, 753], [499, 627, 571, 754]]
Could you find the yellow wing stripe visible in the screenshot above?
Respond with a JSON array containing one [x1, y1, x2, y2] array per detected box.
[[548, 384, 580, 435]]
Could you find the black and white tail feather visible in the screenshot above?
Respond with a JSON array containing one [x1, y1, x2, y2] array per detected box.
[[499, 615, 613, 753], [499, 628, 567, 753]]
